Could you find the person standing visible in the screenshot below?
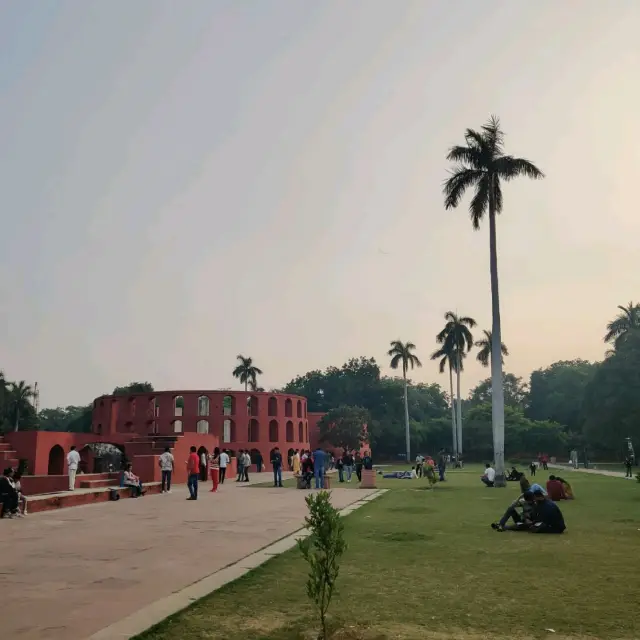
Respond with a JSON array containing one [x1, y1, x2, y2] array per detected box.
[[415, 454, 424, 478], [437, 449, 447, 482], [158, 446, 174, 493], [200, 449, 208, 481], [625, 455, 633, 478], [243, 450, 251, 482], [256, 451, 263, 473], [187, 445, 200, 500], [335, 455, 344, 482], [219, 449, 229, 484], [236, 449, 245, 482], [67, 445, 81, 491], [292, 449, 301, 475], [313, 447, 326, 489], [354, 452, 364, 482], [209, 447, 220, 492], [271, 447, 283, 487], [343, 450, 354, 482]]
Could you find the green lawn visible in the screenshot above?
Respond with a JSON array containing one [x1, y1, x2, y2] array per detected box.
[[136, 466, 640, 640]]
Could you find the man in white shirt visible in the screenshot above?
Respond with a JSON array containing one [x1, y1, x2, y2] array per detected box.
[[481, 463, 496, 487], [158, 447, 174, 493], [219, 449, 229, 484], [67, 446, 81, 491]]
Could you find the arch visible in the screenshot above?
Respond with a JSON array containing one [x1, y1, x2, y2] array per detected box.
[[250, 448, 262, 465], [287, 447, 295, 463], [222, 395, 235, 416], [223, 418, 236, 443], [47, 444, 65, 475], [268, 396, 278, 416], [284, 398, 292, 417], [129, 397, 136, 416], [305, 423, 308, 442], [174, 396, 184, 417], [96, 423, 103, 435], [173, 419, 183, 433], [304, 403, 307, 418], [298, 421, 303, 442], [197, 395, 210, 416], [269, 419, 279, 442], [247, 395, 259, 417], [296, 400, 302, 418], [286, 420, 294, 442], [248, 418, 259, 442], [196, 419, 209, 434]]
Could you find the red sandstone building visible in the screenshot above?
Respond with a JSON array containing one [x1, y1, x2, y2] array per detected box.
[[1, 390, 327, 496]]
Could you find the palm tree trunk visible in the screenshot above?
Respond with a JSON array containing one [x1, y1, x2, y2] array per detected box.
[[448, 362, 457, 455], [455, 352, 462, 456], [14, 406, 19, 432], [403, 370, 411, 462], [489, 175, 506, 487]]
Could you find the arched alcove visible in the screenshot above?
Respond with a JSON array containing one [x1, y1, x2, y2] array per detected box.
[[196, 419, 209, 434], [197, 395, 210, 416], [247, 395, 259, 417], [286, 420, 294, 442], [174, 396, 184, 417], [248, 419, 260, 442], [298, 421, 303, 442], [269, 419, 279, 442], [173, 419, 183, 433], [222, 395, 236, 416], [296, 400, 302, 418], [284, 398, 292, 417], [268, 396, 278, 416], [47, 445, 65, 475]]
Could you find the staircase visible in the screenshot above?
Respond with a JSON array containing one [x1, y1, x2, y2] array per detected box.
[[0, 435, 19, 470]]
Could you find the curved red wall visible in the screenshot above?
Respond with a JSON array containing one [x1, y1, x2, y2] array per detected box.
[[91, 390, 312, 463]]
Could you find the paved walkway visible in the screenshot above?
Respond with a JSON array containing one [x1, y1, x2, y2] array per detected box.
[[549, 463, 632, 479], [0, 481, 376, 640]]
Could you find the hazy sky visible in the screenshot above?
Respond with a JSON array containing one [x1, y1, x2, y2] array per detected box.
[[2, 1, 639, 409]]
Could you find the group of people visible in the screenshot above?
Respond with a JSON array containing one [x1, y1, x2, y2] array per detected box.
[[0, 467, 28, 519]]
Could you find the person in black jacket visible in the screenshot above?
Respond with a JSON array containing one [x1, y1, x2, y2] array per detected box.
[[271, 447, 283, 487], [0, 467, 19, 519], [530, 489, 566, 534]]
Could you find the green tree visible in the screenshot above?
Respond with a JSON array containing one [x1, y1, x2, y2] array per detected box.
[[112, 382, 154, 395], [318, 405, 369, 452], [583, 332, 640, 456], [9, 381, 35, 432], [469, 374, 528, 409], [430, 343, 459, 456], [232, 355, 263, 392], [444, 115, 544, 485], [475, 329, 508, 367], [604, 301, 640, 350], [526, 360, 596, 437], [435, 312, 476, 457], [387, 340, 422, 461], [297, 491, 347, 640]]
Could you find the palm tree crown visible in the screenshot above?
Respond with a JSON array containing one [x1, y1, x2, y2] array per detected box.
[[604, 302, 640, 348], [443, 115, 544, 227], [436, 312, 476, 360], [388, 341, 422, 376], [232, 355, 263, 392], [475, 329, 508, 367]]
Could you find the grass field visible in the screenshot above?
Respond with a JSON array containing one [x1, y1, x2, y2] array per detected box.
[[136, 466, 640, 640]]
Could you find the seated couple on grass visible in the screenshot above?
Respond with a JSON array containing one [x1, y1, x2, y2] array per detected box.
[[547, 475, 575, 501], [491, 488, 566, 534]]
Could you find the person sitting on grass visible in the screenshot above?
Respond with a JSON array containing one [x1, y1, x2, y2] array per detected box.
[[481, 463, 496, 487], [519, 475, 531, 494], [529, 489, 566, 533], [507, 466, 524, 481], [546, 475, 567, 501], [123, 463, 144, 497], [554, 475, 575, 499], [491, 490, 535, 531]]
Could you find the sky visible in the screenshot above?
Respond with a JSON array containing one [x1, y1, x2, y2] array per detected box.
[[1, 1, 639, 409]]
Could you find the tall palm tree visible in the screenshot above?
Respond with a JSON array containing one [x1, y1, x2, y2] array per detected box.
[[10, 381, 34, 432], [475, 329, 508, 368], [444, 116, 543, 485], [431, 344, 459, 456], [248, 379, 265, 392], [435, 312, 476, 456], [232, 355, 263, 392], [604, 302, 640, 349], [388, 340, 422, 462]]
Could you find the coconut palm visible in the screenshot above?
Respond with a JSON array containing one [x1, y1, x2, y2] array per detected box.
[[604, 302, 640, 349], [9, 380, 34, 432], [444, 116, 543, 485], [232, 355, 263, 392], [388, 340, 422, 462], [475, 329, 508, 367], [431, 344, 459, 456], [435, 312, 476, 456]]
